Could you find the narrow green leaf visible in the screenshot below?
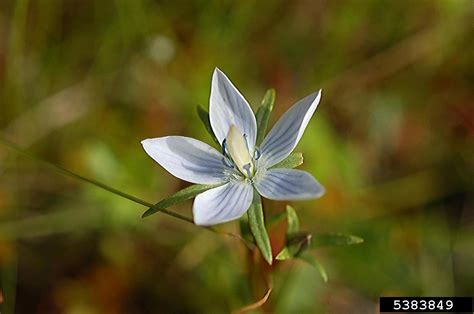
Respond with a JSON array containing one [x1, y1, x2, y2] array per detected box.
[[311, 233, 364, 248], [286, 205, 299, 236], [142, 184, 219, 218], [271, 152, 303, 169], [255, 89, 275, 145], [247, 192, 273, 264], [197, 106, 220, 147], [298, 253, 328, 282], [275, 247, 292, 260]]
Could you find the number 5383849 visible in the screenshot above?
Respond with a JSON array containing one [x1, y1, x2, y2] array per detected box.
[[393, 299, 453, 311]]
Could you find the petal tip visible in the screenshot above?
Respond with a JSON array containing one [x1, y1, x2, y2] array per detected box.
[[140, 139, 153, 149], [213, 67, 225, 79], [141, 138, 159, 150], [312, 89, 322, 105], [314, 185, 325, 198]]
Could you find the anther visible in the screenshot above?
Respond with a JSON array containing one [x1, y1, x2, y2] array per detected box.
[[254, 148, 261, 160], [221, 139, 228, 156]]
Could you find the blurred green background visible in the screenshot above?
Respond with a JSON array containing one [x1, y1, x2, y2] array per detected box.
[[1, 0, 473, 313]]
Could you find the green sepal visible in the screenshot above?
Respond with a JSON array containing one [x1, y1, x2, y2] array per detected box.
[[271, 152, 303, 169], [311, 233, 364, 248], [255, 89, 275, 145], [142, 184, 220, 218], [247, 191, 273, 265], [298, 253, 328, 282], [197, 106, 220, 147]]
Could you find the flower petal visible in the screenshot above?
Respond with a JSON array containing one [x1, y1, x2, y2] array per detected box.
[[209, 68, 257, 151], [193, 181, 254, 225], [254, 168, 324, 200], [141, 136, 228, 184], [259, 90, 321, 168]]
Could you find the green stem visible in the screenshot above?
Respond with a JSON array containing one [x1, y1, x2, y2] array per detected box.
[[0, 136, 256, 248], [0, 137, 193, 224]]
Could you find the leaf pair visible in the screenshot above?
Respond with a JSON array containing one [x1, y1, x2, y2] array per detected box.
[[274, 206, 364, 282]]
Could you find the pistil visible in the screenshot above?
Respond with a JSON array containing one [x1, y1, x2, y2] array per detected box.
[[226, 125, 254, 177]]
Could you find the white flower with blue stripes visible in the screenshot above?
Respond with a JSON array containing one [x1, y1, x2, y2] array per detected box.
[[142, 68, 324, 226]]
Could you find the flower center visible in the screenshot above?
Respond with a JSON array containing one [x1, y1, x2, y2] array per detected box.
[[225, 125, 254, 178]]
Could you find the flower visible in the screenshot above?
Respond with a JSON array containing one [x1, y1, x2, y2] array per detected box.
[[141, 68, 324, 226]]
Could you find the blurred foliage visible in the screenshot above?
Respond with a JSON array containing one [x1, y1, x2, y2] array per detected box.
[[0, 0, 473, 313]]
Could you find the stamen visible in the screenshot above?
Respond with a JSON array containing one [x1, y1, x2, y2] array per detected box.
[[254, 148, 261, 160], [243, 133, 251, 152], [221, 139, 228, 156]]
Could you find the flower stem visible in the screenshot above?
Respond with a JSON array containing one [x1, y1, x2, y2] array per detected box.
[[0, 136, 193, 224], [0, 137, 258, 248]]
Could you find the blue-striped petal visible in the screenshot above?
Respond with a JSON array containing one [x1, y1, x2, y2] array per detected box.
[[141, 136, 228, 184], [259, 90, 321, 168], [254, 168, 324, 200], [193, 181, 254, 225], [209, 68, 257, 152]]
